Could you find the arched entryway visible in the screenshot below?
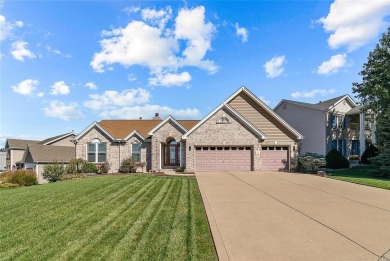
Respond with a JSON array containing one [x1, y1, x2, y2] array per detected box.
[[162, 138, 180, 167]]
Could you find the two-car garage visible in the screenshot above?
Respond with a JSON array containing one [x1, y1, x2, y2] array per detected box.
[[194, 146, 289, 172]]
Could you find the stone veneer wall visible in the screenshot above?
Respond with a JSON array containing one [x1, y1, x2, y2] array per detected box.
[[151, 121, 186, 171], [185, 108, 263, 172], [75, 127, 149, 173]]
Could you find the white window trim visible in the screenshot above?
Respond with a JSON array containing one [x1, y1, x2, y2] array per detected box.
[[86, 139, 107, 163]]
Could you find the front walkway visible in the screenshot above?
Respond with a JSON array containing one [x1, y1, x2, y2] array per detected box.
[[196, 171, 390, 261]]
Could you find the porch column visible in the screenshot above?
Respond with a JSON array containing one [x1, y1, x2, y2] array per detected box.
[[371, 119, 376, 144], [359, 112, 366, 155]]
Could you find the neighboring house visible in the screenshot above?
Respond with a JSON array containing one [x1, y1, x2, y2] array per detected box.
[[274, 95, 375, 157], [4, 132, 75, 171], [21, 144, 75, 184], [0, 150, 6, 171], [74, 87, 303, 173]]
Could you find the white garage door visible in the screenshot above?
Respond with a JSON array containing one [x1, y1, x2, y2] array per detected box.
[[261, 146, 289, 171], [195, 146, 252, 171]]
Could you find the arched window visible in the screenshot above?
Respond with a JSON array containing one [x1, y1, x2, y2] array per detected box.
[[87, 138, 107, 162]]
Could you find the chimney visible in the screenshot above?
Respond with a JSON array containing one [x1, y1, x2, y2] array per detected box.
[[139, 117, 142, 120], [152, 112, 161, 120]]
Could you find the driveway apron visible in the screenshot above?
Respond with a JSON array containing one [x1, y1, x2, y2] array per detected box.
[[196, 171, 390, 261]]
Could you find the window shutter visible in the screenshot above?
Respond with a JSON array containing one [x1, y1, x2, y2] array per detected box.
[[342, 115, 346, 129], [342, 140, 346, 156], [329, 113, 334, 127]]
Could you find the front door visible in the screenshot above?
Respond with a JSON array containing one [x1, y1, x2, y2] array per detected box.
[[163, 141, 180, 166]]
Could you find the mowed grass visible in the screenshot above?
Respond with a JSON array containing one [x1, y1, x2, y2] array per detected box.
[[328, 166, 390, 190], [0, 174, 217, 261]]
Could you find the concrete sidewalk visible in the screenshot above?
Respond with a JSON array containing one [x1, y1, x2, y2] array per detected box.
[[196, 171, 390, 261]]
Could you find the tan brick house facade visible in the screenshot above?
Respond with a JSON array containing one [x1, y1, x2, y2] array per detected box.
[[74, 87, 303, 173]]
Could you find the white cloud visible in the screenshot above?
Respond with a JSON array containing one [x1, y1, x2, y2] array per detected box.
[[10, 41, 36, 61], [263, 55, 285, 78], [235, 23, 248, 43], [0, 15, 23, 41], [37, 92, 44, 97], [128, 74, 137, 82], [141, 6, 172, 29], [50, 81, 70, 96], [149, 71, 191, 86], [122, 6, 140, 14], [85, 81, 97, 90], [91, 5, 217, 85], [45, 45, 72, 58], [318, 0, 390, 51], [43, 101, 84, 121], [99, 104, 200, 120], [259, 96, 271, 105], [11, 79, 39, 96], [291, 89, 336, 98], [317, 53, 348, 75], [84, 88, 151, 111]]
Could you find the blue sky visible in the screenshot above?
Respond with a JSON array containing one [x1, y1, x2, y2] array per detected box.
[[1, 0, 390, 147]]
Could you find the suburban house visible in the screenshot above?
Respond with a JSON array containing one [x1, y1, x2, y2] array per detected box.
[[274, 95, 376, 157], [74, 87, 303, 173], [4, 132, 76, 171], [22, 144, 75, 184], [0, 149, 5, 171]]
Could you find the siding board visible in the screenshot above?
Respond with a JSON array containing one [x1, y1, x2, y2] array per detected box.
[[228, 93, 297, 142]]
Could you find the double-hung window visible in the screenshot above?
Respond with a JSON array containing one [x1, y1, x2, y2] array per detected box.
[[132, 142, 141, 162], [87, 139, 107, 162]]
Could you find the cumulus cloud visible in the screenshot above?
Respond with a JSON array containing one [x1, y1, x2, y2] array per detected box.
[[291, 89, 336, 98], [43, 101, 84, 121], [235, 23, 248, 43], [84, 88, 151, 111], [50, 81, 70, 96], [318, 0, 390, 51], [11, 79, 39, 96], [128, 74, 137, 82], [259, 96, 271, 105], [10, 41, 36, 61], [141, 6, 172, 29], [317, 53, 348, 75], [91, 6, 217, 86], [263, 55, 285, 78], [0, 15, 23, 41], [99, 104, 200, 120], [149, 71, 191, 86], [85, 81, 97, 90]]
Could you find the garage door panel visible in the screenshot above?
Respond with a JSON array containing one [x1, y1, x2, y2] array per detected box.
[[261, 147, 288, 171], [195, 147, 251, 171]]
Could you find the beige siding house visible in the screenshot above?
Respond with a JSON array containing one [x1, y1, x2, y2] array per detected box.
[[274, 95, 376, 157], [74, 87, 303, 173]]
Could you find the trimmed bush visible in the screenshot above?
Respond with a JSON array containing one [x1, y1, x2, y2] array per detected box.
[[60, 173, 84, 181], [42, 163, 65, 182], [0, 182, 20, 188], [361, 144, 379, 164], [119, 158, 137, 173], [97, 162, 110, 174], [325, 149, 350, 169], [81, 162, 98, 173], [0, 170, 37, 186]]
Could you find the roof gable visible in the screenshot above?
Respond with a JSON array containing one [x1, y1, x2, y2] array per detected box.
[[147, 116, 189, 136], [183, 87, 303, 140], [74, 122, 117, 142], [316, 94, 357, 109], [39, 132, 75, 145], [5, 139, 40, 150], [274, 99, 326, 112]]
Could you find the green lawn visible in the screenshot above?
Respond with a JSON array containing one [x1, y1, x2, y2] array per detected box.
[[328, 166, 390, 190], [0, 174, 217, 261]]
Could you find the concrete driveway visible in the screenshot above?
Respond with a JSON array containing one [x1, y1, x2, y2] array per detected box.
[[196, 171, 390, 261]]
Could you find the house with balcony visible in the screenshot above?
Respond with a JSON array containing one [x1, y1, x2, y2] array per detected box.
[[274, 95, 375, 158]]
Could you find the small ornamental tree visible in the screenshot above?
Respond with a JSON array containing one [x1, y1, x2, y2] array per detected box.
[[325, 149, 349, 169], [298, 153, 326, 171], [361, 144, 379, 164], [42, 162, 65, 182], [119, 158, 137, 173]]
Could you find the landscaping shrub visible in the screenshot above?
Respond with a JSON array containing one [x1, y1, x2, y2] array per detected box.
[[0, 182, 20, 188], [1, 170, 37, 186], [66, 158, 86, 174], [361, 144, 379, 164], [81, 162, 98, 173], [60, 173, 84, 181], [370, 150, 390, 179], [97, 162, 110, 174], [119, 158, 137, 173], [325, 149, 350, 169], [42, 162, 65, 182], [176, 166, 185, 172], [298, 153, 325, 172]]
